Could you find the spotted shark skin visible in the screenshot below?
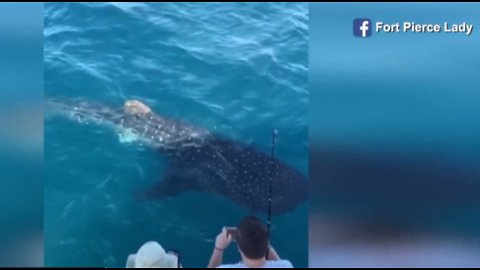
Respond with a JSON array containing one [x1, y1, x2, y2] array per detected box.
[[46, 98, 308, 214]]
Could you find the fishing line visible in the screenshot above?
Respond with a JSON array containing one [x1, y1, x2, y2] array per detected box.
[[266, 129, 277, 259]]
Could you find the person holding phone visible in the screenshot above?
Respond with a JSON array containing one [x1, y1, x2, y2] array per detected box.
[[207, 216, 293, 268]]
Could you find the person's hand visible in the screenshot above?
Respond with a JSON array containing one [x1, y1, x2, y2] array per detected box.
[[215, 227, 232, 251]]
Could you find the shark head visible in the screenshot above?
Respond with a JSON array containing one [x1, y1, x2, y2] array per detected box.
[[45, 98, 122, 127], [46, 98, 211, 151]]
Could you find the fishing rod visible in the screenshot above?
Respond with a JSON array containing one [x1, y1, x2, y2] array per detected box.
[[266, 129, 277, 259]]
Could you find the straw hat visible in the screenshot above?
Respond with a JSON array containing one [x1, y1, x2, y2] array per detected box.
[[126, 241, 178, 268]]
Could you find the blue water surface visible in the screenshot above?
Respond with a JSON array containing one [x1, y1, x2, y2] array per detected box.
[[44, 2, 308, 268], [309, 3, 480, 267]]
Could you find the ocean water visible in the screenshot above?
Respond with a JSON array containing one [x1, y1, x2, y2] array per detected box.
[[309, 3, 480, 267], [44, 2, 308, 268]]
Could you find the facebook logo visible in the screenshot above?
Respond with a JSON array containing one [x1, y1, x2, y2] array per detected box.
[[353, 18, 372, 38]]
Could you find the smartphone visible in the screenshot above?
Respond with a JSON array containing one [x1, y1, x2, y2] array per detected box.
[[225, 227, 237, 240], [166, 249, 181, 268]]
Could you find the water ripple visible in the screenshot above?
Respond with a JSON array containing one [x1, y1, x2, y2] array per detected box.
[[45, 2, 308, 268]]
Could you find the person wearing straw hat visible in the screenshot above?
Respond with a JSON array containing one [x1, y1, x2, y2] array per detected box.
[[126, 241, 179, 268]]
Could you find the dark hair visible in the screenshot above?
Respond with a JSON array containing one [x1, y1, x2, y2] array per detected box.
[[236, 216, 269, 260]]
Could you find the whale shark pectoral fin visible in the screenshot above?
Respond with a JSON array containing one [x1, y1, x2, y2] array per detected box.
[[138, 164, 200, 200]]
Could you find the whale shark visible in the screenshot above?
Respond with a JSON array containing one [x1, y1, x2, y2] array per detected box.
[[45, 98, 308, 214]]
